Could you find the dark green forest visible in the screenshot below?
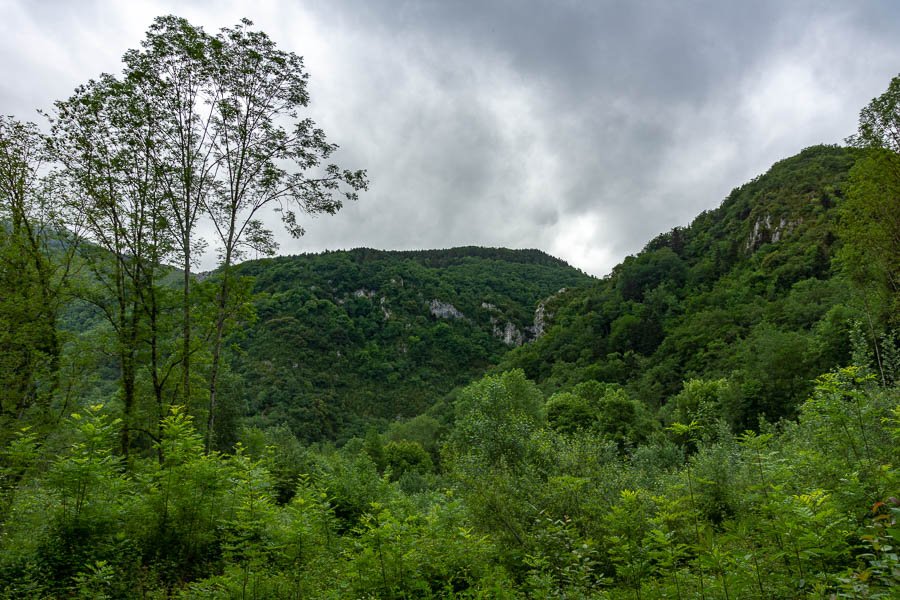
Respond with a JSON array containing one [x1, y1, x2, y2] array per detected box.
[[230, 247, 591, 445], [1, 15, 899, 600]]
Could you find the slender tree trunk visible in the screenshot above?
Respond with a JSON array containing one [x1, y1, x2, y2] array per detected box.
[[4, 210, 63, 422], [182, 236, 191, 406], [147, 269, 166, 465], [205, 259, 230, 454], [23, 218, 62, 409], [119, 303, 137, 463], [861, 293, 887, 386], [118, 248, 141, 466]]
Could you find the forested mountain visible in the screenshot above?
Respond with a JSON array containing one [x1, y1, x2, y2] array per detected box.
[[199, 142, 899, 462], [2, 14, 899, 599], [227, 145, 873, 444], [499, 144, 880, 428], [228, 247, 592, 442]]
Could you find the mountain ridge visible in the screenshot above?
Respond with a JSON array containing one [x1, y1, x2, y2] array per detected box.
[[496, 143, 864, 429], [227, 245, 593, 442]]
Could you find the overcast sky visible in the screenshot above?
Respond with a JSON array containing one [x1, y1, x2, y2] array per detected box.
[[2, 0, 899, 276]]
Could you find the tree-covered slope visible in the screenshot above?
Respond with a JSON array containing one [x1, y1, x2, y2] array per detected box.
[[498, 144, 870, 428], [229, 247, 593, 442]]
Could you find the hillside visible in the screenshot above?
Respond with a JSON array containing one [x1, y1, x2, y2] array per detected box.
[[227, 145, 870, 442], [45, 145, 870, 443], [229, 247, 593, 442], [4, 143, 899, 599], [5, 14, 900, 596], [497, 144, 867, 428]]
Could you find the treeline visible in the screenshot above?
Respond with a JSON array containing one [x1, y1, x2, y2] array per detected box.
[[278, 246, 583, 270]]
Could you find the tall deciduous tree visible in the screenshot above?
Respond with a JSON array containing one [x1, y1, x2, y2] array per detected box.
[[0, 116, 78, 429], [46, 15, 365, 456], [200, 19, 367, 452], [123, 16, 220, 409], [50, 74, 173, 461], [844, 74, 900, 383], [845, 76, 900, 314]]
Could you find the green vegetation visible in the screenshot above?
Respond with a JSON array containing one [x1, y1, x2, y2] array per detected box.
[[499, 143, 871, 429], [1, 13, 900, 600], [232, 247, 591, 443], [0, 368, 897, 599]]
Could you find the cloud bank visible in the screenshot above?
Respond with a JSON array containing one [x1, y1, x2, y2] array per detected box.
[[2, 0, 899, 275]]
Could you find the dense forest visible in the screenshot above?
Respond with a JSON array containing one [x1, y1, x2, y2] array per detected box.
[[1, 14, 899, 600], [499, 145, 874, 427], [231, 247, 591, 444]]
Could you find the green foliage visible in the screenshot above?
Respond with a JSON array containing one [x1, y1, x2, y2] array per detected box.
[[0, 366, 897, 598], [363, 425, 388, 473], [838, 497, 900, 597], [109, 407, 223, 587], [318, 448, 394, 530], [384, 439, 434, 479], [545, 391, 594, 434], [450, 369, 545, 470], [547, 381, 654, 448], [500, 144, 866, 431], [385, 413, 446, 466], [234, 247, 591, 443], [668, 377, 744, 432], [242, 423, 313, 504], [0, 116, 74, 434], [840, 149, 900, 322], [48, 405, 127, 526], [524, 514, 605, 599], [0, 426, 39, 519], [594, 387, 655, 449]]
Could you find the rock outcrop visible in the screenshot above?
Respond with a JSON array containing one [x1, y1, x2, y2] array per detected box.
[[746, 215, 802, 251], [530, 287, 566, 340], [493, 320, 524, 346], [429, 300, 465, 320]]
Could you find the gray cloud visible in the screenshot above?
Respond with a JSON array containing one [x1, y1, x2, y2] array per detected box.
[[3, 0, 900, 275]]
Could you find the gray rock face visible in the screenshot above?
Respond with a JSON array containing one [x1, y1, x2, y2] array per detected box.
[[530, 288, 565, 340], [430, 299, 465, 320], [532, 301, 549, 339], [484, 303, 523, 346], [746, 215, 802, 251], [428, 289, 565, 345], [493, 320, 524, 346]]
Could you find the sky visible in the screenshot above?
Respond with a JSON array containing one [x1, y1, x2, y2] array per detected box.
[[2, 0, 900, 276]]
